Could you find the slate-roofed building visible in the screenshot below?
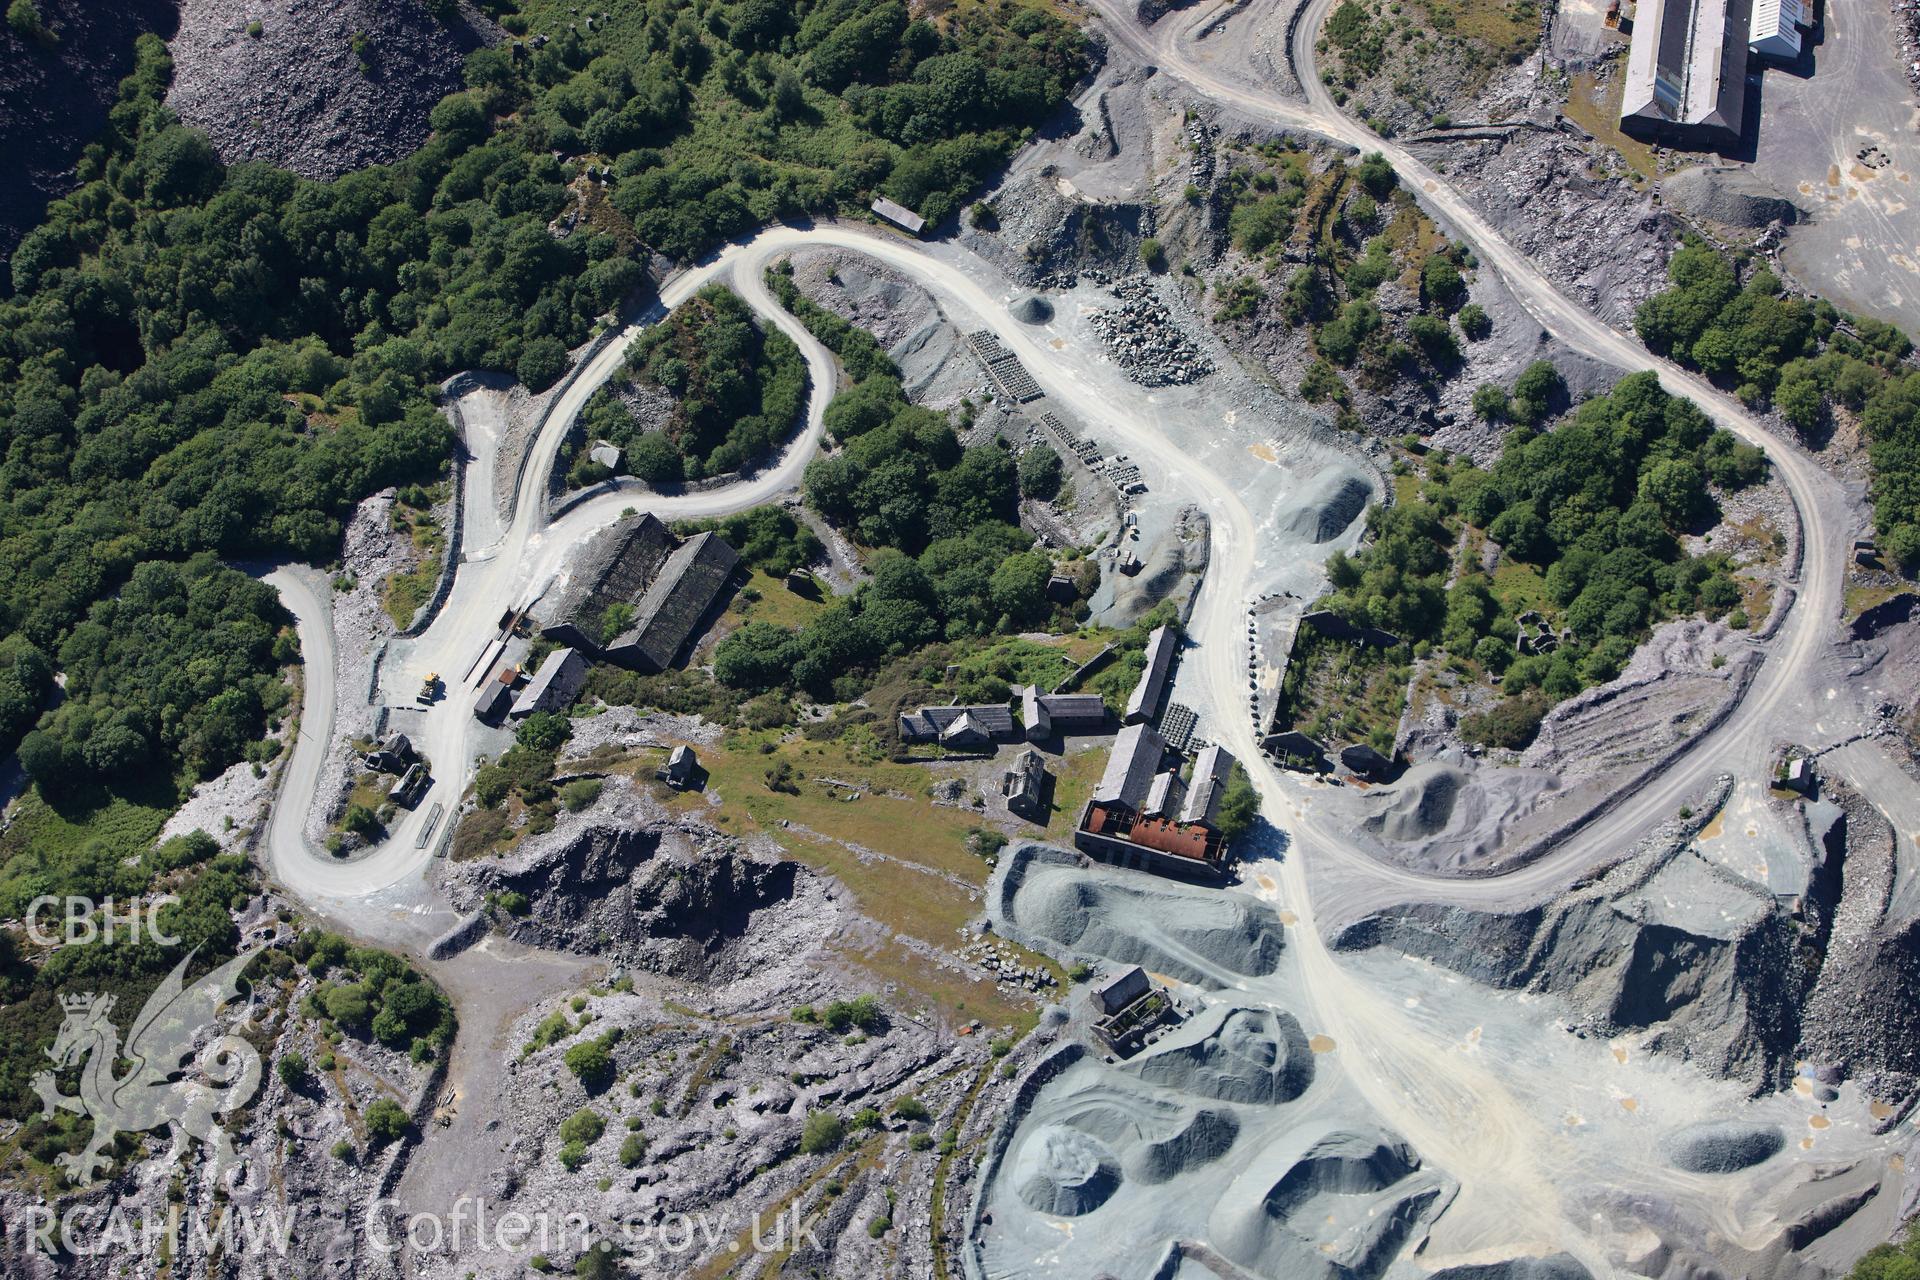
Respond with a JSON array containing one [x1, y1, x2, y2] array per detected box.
[[473, 678, 514, 724], [1004, 748, 1050, 822], [870, 196, 926, 235], [1619, 0, 1751, 144], [1077, 722, 1231, 878], [1094, 723, 1167, 809], [540, 513, 676, 651], [1019, 685, 1110, 741], [540, 516, 740, 672], [1339, 742, 1394, 780], [1178, 744, 1236, 828], [657, 744, 700, 790], [511, 647, 588, 719], [898, 703, 1020, 748], [603, 531, 741, 672], [1092, 965, 1150, 1016], [1125, 625, 1176, 724]]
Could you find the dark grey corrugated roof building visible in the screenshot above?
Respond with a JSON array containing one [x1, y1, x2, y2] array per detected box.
[[899, 703, 1019, 747], [602, 532, 741, 672], [541, 513, 675, 651], [540, 517, 740, 672]]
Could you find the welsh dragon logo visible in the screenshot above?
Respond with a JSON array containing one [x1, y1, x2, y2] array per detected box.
[[32, 949, 263, 1186]]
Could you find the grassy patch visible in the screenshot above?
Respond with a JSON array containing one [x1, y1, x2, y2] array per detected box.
[[1420, 0, 1539, 56], [727, 568, 832, 632], [0, 782, 176, 915], [1042, 746, 1106, 844], [382, 564, 438, 629], [381, 484, 448, 628], [1845, 579, 1907, 619], [701, 740, 987, 880], [1491, 559, 1555, 620], [1272, 629, 1411, 754], [1563, 69, 1660, 182], [668, 736, 1058, 1030]]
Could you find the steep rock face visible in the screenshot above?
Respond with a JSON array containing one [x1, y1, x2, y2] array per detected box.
[[165, 0, 496, 180], [0, 0, 180, 269], [1335, 840, 1808, 1089], [446, 782, 824, 983], [1798, 790, 1920, 1088]]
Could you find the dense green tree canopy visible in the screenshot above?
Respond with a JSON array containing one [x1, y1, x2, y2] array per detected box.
[[0, 0, 1088, 780], [1636, 241, 1920, 573]]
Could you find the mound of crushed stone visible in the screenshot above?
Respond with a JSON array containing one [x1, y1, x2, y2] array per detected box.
[[1279, 467, 1372, 543], [1662, 167, 1799, 229], [1012, 1125, 1123, 1216], [1429, 1258, 1594, 1280], [167, 0, 498, 179], [1010, 294, 1054, 324], [1361, 763, 1467, 842], [1208, 1121, 1440, 1278], [1126, 1005, 1313, 1106], [1129, 1108, 1240, 1185], [991, 845, 1284, 986], [1664, 1121, 1785, 1173]]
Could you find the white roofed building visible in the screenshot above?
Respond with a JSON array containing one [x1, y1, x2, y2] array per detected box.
[[1748, 0, 1805, 59], [1619, 0, 1751, 144]]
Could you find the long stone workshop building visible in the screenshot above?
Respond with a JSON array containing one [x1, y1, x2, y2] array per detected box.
[[538, 512, 740, 671], [1620, 0, 1750, 145]]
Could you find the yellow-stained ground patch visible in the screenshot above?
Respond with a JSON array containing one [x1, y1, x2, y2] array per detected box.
[[1563, 69, 1660, 182]]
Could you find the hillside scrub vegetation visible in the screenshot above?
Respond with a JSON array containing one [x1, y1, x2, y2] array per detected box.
[[297, 929, 458, 1060], [0, 0, 1086, 790], [1318, 0, 1540, 131], [674, 506, 821, 576], [708, 265, 1075, 701], [1635, 241, 1920, 574], [15, 555, 294, 795], [569, 284, 806, 485], [0, 842, 256, 1138], [1307, 368, 1768, 747], [1210, 146, 1478, 417]]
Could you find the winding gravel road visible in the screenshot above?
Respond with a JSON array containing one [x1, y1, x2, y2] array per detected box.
[[250, 1, 1910, 1266], [262, 249, 841, 907]]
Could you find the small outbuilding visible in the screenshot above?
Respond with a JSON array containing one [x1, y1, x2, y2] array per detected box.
[[1004, 748, 1050, 823], [1093, 966, 1150, 1016], [1339, 742, 1394, 781], [473, 679, 514, 725], [870, 196, 926, 236], [657, 744, 700, 790], [511, 647, 588, 719]]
